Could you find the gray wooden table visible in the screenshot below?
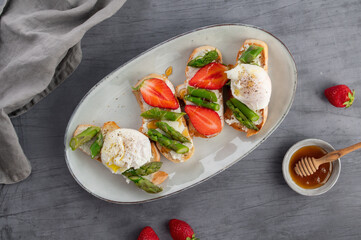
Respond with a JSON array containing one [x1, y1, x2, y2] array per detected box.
[[2, 0, 361, 239]]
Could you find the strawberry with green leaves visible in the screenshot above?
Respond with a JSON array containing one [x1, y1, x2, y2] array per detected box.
[[324, 85, 355, 108], [169, 219, 199, 240]]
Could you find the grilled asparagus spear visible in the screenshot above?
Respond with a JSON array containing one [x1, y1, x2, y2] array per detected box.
[[69, 126, 100, 151], [156, 122, 190, 143], [187, 50, 219, 68], [141, 108, 185, 121], [230, 98, 259, 122], [122, 168, 163, 194], [90, 132, 103, 159], [187, 86, 218, 102], [239, 45, 263, 64], [184, 95, 220, 111], [226, 101, 258, 131], [134, 162, 163, 176], [148, 129, 189, 154]]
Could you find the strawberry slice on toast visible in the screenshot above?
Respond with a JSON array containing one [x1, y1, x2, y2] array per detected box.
[[185, 105, 222, 136], [133, 73, 194, 163], [135, 78, 179, 109], [188, 62, 228, 90], [177, 46, 226, 138]]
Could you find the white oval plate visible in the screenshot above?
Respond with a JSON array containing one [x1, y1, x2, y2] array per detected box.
[[64, 24, 297, 204]]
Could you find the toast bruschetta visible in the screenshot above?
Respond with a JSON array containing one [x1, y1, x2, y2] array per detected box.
[[224, 39, 271, 137], [70, 121, 167, 193], [133, 74, 195, 163], [176, 46, 227, 138]]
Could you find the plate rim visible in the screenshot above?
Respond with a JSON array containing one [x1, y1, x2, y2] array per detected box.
[[64, 23, 298, 204]]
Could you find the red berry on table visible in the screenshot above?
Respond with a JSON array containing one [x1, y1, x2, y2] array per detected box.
[[169, 219, 199, 240], [137, 226, 159, 240], [324, 85, 355, 108]]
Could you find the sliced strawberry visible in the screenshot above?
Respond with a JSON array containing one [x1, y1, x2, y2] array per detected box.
[[139, 78, 179, 109], [185, 105, 222, 136], [188, 62, 228, 90]]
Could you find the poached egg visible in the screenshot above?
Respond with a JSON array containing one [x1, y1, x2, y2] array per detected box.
[[226, 64, 271, 110], [101, 128, 152, 174]]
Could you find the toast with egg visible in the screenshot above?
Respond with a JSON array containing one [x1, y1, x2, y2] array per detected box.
[[73, 121, 167, 185], [224, 39, 269, 137], [133, 74, 195, 163], [176, 46, 226, 138]]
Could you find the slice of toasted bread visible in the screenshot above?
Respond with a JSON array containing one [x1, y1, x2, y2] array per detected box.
[[236, 39, 268, 71], [101, 121, 120, 136], [73, 121, 121, 162], [133, 73, 194, 163], [177, 46, 224, 138], [73, 122, 160, 162], [225, 39, 269, 137], [72, 122, 166, 184]]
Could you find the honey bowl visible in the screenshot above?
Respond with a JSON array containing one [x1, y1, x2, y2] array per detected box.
[[282, 139, 341, 196]]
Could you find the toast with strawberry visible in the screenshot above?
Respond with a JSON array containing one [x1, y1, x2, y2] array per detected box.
[[70, 121, 168, 193], [133, 73, 195, 163], [224, 39, 270, 137], [177, 46, 226, 138]]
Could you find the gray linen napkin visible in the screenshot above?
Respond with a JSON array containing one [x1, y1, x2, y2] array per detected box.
[[0, 0, 126, 184]]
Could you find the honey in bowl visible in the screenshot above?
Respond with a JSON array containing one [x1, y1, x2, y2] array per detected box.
[[289, 145, 333, 189]]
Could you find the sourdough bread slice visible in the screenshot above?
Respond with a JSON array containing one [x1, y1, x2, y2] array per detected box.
[[133, 73, 194, 163], [225, 39, 269, 137], [177, 46, 224, 138], [72, 121, 166, 184]]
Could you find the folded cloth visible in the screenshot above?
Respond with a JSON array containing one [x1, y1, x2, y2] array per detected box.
[[0, 0, 126, 184]]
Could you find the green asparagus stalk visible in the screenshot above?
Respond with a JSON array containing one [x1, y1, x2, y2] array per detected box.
[[90, 132, 103, 159], [69, 126, 100, 151], [134, 162, 163, 176], [141, 108, 185, 121], [184, 95, 220, 111], [156, 122, 190, 143], [187, 86, 217, 102], [187, 50, 219, 68], [122, 168, 163, 194], [230, 98, 259, 122], [148, 129, 189, 154], [239, 45, 263, 64], [226, 101, 259, 131]]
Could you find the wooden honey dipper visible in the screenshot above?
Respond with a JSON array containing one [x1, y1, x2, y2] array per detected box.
[[294, 141, 361, 177]]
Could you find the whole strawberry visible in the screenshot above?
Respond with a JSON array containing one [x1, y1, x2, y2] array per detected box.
[[324, 85, 355, 108], [138, 226, 159, 240], [169, 219, 199, 240]]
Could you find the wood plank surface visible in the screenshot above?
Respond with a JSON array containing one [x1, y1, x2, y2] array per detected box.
[[2, 0, 361, 239]]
